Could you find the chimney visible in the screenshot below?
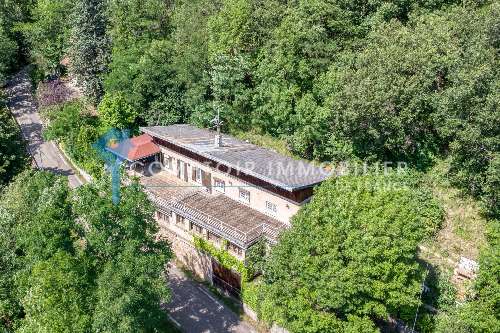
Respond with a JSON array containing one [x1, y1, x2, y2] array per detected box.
[[214, 134, 222, 147]]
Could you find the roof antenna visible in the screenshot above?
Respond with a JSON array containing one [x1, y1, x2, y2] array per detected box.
[[210, 104, 224, 147]]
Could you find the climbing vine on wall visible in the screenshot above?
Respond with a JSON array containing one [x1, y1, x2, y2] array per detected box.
[[193, 236, 249, 282]]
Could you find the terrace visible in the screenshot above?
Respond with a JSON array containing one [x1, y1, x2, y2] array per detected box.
[[136, 170, 285, 249]]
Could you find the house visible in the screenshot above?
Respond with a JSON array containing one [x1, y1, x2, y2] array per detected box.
[[117, 124, 330, 296]]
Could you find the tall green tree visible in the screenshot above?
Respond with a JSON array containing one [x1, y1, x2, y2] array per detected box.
[[92, 243, 171, 332], [261, 173, 443, 332], [171, 0, 219, 123], [73, 180, 172, 332], [69, 0, 109, 104], [20, 0, 73, 75], [208, 53, 252, 131], [105, 0, 184, 126], [0, 171, 75, 331]]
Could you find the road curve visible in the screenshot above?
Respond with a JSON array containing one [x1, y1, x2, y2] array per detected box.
[[5, 68, 84, 188]]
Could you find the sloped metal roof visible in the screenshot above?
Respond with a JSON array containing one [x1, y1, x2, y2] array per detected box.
[[141, 124, 330, 191]]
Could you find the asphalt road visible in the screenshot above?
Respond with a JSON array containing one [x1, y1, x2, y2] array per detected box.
[[5, 68, 84, 188], [166, 265, 257, 333]]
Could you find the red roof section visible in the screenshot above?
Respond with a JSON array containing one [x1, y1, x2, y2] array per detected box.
[[107, 134, 160, 161], [128, 134, 160, 160]]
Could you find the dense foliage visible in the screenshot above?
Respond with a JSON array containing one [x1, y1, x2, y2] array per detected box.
[[0, 171, 173, 332], [260, 173, 443, 332], [43, 101, 103, 177], [2, 0, 498, 331], [19, 0, 73, 76], [0, 106, 27, 186]]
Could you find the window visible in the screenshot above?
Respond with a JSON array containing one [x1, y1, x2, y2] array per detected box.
[[214, 178, 225, 193], [175, 215, 185, 228], [193, 167, 202, 183], [178, 161, 186, 180], [207, 232, 221, 244], [227, 242, 242, 256], [239, 188, 250, 203], [265, 201, 277, 215], [157, 210, 171, 222], [162, 153, 172, 170], [190, 222, 203, 235]]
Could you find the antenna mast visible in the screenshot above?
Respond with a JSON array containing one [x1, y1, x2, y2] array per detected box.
[[211, 103, 224, 147]]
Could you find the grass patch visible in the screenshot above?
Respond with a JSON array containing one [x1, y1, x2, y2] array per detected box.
[[420, 159, 487, 270], [418, 159, 487, 302]]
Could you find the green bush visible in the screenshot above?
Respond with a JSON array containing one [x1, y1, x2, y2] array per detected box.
[[0, 26, 17, 86], [43, 100, 103, 178]]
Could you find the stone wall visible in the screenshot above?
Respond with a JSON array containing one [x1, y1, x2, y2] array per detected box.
[[160, 223, 213, 281]]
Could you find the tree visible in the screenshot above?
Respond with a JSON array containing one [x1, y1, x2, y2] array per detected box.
[[92, 243, 171, 332], [0, 171, 173, 332], [209, 53, 252, 131], [20, 0, 73, 75], [130, 39, 185, 124], [0, 107, 27, 186], [2, 171, 74, 267], [69, 0, 109, 105], [437, 4, 499, 218], [73, 180, 172, 331], [144, 92, 184, 126], [98, 92, 138, 130], [18, 251, 92, 333], [313, 14, 459, 165], [261, 173, 443, 332], [252, 0, 366, 137], [0, 171, 75, 331], [171, 0, 219, 123], [0, 206, 21, 331], [0, 26, 17, 85]]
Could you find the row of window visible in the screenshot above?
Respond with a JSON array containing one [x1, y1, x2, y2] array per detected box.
[[163, 154, 279, 216], [157, 210, 243, 256], [214, 178, 277, 215]]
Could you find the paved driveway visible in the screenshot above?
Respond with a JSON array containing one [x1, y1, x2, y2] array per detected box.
[[5, 68, 84, 188], [166, 265, 257, 333]]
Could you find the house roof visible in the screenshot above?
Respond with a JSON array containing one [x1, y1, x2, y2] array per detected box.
[[106, 134, 161, 162], [141, 124, 330, 191], [140, 172, 284, 248]]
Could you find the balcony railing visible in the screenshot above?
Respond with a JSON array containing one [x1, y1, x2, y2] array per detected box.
[[147, 190, 284, 248]]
